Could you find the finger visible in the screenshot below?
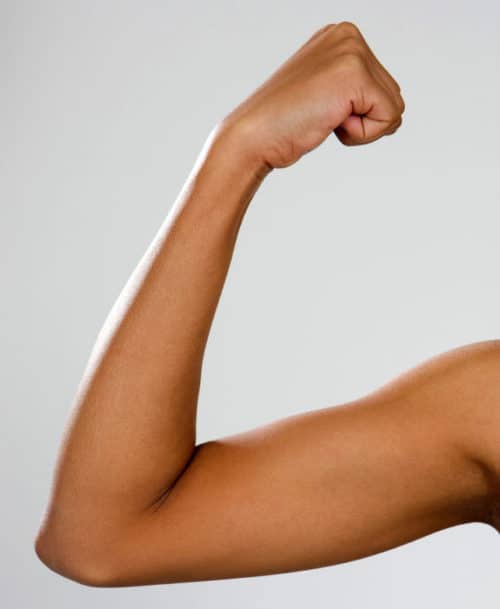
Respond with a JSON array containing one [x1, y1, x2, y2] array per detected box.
[[352, 29, 405, 113], [335, 88, 402, 145], [368, 56, 405, 114], [386, 115, 403, 134], [353, 28, 401, 93]]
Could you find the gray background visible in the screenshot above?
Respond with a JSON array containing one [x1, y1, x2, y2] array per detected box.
[[3, 0, 499, 607]]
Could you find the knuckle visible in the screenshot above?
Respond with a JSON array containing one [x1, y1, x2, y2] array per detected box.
[[315, 23, 336, 37], [330, 29, 367, 65], [340, 35, 365, 54], [335, 50, 367, 73], [336, 21, 361, 37]]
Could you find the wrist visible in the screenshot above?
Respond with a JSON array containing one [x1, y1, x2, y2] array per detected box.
[[210, 118, 274, 182], [181, 121, 271, 226]]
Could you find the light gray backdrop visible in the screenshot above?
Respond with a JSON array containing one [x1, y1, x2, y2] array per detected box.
[[3, 0, 499, 607]]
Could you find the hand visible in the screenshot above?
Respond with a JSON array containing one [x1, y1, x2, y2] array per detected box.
[[219, 22, 405, 170]]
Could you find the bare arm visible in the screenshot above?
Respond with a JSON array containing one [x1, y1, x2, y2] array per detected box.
[[34, 22, 499, 587]]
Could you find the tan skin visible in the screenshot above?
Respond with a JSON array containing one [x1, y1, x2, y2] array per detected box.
[[35, 21, 500, 587]]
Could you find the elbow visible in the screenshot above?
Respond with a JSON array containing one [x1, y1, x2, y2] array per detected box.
[[33, 525, 119, 588]]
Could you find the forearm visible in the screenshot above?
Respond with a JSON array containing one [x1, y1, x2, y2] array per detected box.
[[38, 121, 271, 547]]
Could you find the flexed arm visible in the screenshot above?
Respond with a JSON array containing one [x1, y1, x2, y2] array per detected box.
[[34, 22, 497, 587]]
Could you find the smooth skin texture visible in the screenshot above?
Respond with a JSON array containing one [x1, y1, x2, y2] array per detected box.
[[34, 22, 500, 587]]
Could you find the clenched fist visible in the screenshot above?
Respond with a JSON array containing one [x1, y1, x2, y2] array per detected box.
[[219, 21, 405, 171]]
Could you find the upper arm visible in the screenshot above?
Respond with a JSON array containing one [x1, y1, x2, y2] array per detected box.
[[101, 347, 494, 587], [39, 340, 499, 588]]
